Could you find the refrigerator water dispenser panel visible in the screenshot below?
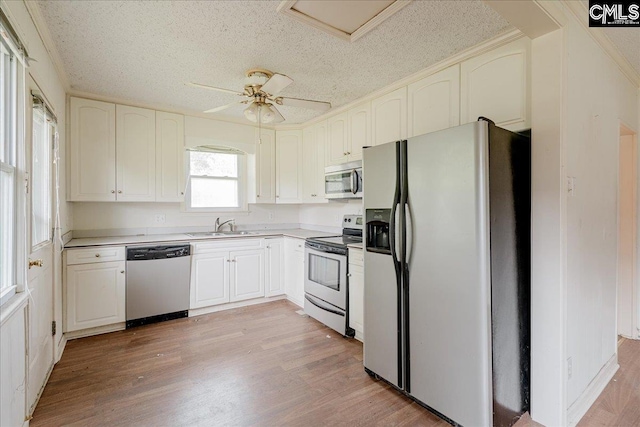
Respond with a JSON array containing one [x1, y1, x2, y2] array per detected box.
[[366, 209, 391, 254]]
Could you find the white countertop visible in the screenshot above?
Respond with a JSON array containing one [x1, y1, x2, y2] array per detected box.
[[65, 229, 339, 248]]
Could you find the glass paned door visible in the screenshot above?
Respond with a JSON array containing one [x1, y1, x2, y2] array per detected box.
[[31, 106, 51, 248]]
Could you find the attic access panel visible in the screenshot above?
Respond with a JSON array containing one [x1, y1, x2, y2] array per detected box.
[[277, 0, 412, 42]]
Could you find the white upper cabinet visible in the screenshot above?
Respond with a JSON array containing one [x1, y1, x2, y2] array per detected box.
[[275, 130, 303, 204], [255, 128, 276, 204], [327, 112, 349, 166], [408, 65, 460, 137], [155, 111, 185, 202], [348, 102, 371, 161], [69, 97, 116, 201], [460, 37, 531, 131], [302, 122, 328, 203], [372, 86, 407, 146], [116, 105, 156, 202]]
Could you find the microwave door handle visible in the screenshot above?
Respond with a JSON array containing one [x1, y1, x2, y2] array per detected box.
[[351, 169, 357, 195]]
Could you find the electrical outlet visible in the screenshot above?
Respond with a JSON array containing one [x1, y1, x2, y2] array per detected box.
[[154, 214, 166, 224], [567, 357, 573, 380]]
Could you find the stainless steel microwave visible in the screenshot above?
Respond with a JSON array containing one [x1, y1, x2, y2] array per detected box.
[[324, 161, 363, 199]]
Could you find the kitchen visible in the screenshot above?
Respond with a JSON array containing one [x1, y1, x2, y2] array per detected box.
[[1, 1, 639, 427]]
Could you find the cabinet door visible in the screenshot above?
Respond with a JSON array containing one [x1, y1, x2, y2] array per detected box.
[[460, 37, 530, 131], [349, 263, 365, 340], [265, 239, 284, 297], [190, 252, 229, 309], [314, 120, 328, 200], [65, 261, 125, 332], [116, 105, 156, 201], [372, 87, 407, 146], [327, 112, 349, 165], [230, 249, 265, 302], [302, 126, 321, 203], [284, 238, 306, 307], [155, 111, 185, 202], [348, 102, 371, 161], [255, 128, 276, 204], [69, 97, 116, 201], [275, 130, 303, 204], [408, 65, 460, 137]]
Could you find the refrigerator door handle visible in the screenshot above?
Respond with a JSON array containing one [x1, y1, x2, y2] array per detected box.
[[405, 203, 413, 264], [390, 203, 401, 262]]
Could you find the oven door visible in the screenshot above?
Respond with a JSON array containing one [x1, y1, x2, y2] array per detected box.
[[304, 246, 347, 310], [325, 167, 363, 199]]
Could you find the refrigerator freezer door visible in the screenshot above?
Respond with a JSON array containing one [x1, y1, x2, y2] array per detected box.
[[406, 122, 493, 426], [363, 141, 402, 388]]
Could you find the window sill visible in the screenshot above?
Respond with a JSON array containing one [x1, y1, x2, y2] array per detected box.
[[0, 291, 28, 325]]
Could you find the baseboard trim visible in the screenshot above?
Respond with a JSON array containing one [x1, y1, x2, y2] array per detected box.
[[567, 353, 619, 426], [64, 322, 126, 340], [189, 295, 287, 317], [286, 296, 303, 308], [56, 336, 67, 363]]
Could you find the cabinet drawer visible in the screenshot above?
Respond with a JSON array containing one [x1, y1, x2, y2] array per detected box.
[[349, 248, 364, 267], [66, 246, 125, 265], [193, 238, 263, 254]]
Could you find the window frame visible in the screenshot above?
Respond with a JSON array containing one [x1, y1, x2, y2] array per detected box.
[[183, 149, 248, 213], [30, 99, 54, 252], [0, 25, 25, 306]]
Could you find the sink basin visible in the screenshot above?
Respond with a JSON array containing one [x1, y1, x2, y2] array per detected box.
[[185, 231, 259, 237], [217, 231, 259, 236]]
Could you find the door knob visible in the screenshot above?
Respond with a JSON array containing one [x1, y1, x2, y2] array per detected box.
[[28, 259, 43, 269]]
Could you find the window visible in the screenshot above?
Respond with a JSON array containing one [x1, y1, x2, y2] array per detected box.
[[186, 148, 246, 211], [31, 99, 53, 249], [0, 36, 18, 304]]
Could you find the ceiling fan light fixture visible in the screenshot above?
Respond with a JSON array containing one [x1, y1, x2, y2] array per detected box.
[[244, 102, 280, 124]]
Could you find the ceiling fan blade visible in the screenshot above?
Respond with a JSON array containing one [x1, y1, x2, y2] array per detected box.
[[203, 101, 246, 113], [276, 96, 331, 111], [269, 104, 285, 123], [186, 82, 244, 96], [260, 73, 293, 96]]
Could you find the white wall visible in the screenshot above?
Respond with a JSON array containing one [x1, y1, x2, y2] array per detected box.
[[299, 200, 363, 230], [71, 202, 301, 234], [563, 9, 639, 409]]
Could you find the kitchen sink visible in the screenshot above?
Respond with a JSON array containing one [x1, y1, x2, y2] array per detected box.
[[185, 231, 259, 237]]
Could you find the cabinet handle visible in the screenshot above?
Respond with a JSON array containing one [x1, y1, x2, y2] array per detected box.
[[276, 195, 280, 198], [347, 273, 352, 277], [257, 194, 260, 198], [111, 190, 115, 194], [95, 254, 100, 257], [232, 259, 236, 263], [118, 190, 122, 194], [226, 259, 230, 263], [347, 152, 351, 155], [266, 245, 271, 249], [120, 271, 125, 274], [180, 192, 184, 195]]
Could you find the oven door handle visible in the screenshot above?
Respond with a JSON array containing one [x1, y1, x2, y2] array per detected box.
[[305, 295, 345, 317]]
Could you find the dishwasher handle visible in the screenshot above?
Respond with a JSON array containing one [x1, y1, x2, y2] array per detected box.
[[126, 244, 191, 261]]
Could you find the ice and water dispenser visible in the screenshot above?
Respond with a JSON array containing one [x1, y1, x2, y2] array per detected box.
[[366, 209, 391, 254]]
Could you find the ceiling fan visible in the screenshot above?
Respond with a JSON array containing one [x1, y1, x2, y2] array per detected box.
[[187, 69, 331, 124]]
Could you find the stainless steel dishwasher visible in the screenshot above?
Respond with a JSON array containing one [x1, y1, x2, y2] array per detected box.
[[126, 244, 191, 328]]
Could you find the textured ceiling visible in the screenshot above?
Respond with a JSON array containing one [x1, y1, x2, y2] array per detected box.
[[602, 28, 640, 76], [35, 0, 512, 124]]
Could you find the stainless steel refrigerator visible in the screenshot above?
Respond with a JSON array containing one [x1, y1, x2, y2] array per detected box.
[[363, 119, 530, 427]]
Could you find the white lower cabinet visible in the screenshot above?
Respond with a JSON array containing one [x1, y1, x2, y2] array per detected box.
[[348, 248, 364, 341], [284, 237, 305, 307], [230, 249, 265, 302], [65, 260, 126, 332], [265, 238, 284, 297], [190, 251, 230, 309]]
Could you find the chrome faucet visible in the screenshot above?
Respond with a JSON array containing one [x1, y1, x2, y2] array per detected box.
[[215, 217, 235, 232]]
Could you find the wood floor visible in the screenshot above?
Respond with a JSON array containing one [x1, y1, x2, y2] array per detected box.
[[32, 301, 640, 426], [32, 300, 449, 426]]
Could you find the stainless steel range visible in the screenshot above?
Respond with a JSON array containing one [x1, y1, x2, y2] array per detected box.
[[304, 215, 363, 337]]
